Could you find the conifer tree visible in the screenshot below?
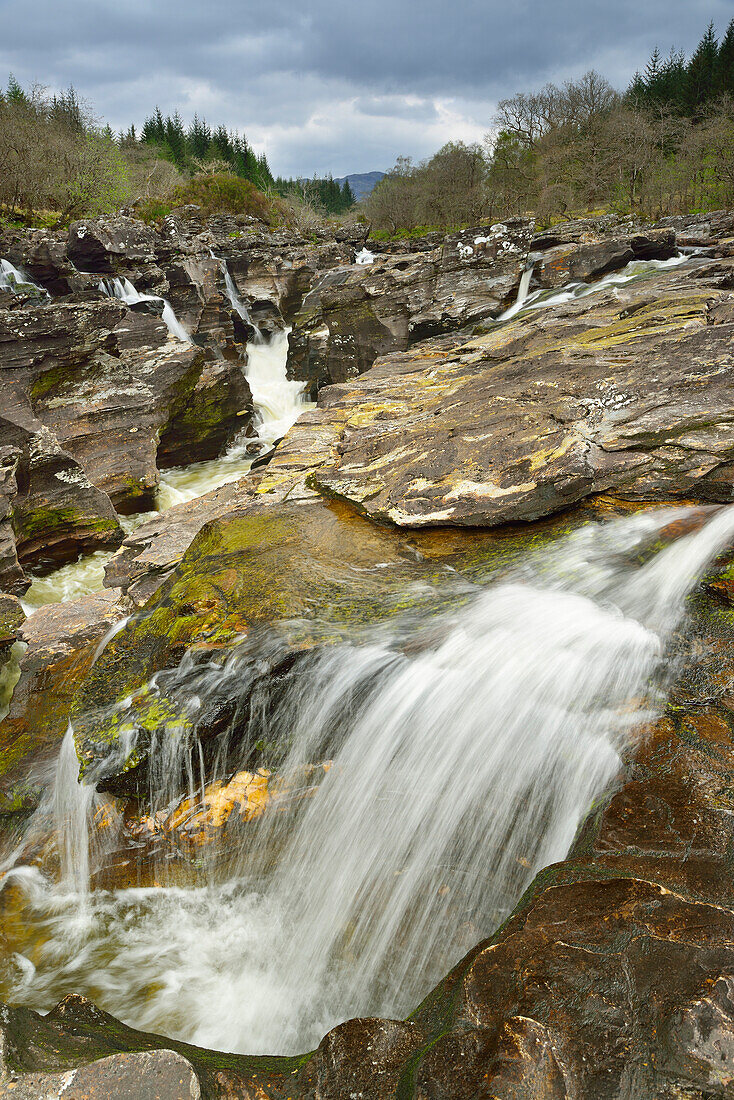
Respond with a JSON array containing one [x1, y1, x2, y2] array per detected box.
[[6, 74, 27, 105], [718, 19, 734, 97], [685, 22, 719, 113]]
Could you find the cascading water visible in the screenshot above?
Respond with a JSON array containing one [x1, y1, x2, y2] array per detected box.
[[212, 253, 308, 447], [99, 276, 191, 343], [3, 504, 734, 1056], [154, 256, 309, 509], [22, 267, 310, 597], [502, 251, 689, 320], [497, 256, 537, 320], [0, 258, 47, 296]]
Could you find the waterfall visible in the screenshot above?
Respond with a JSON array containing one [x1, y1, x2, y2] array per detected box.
[[99, 277, 191, 343], [242, 329, 308, 448], [211, 249, 260, 338], [53, 726, 96, 900], [0, 258, 47, 296], [211, 254, 308, 448], [5, 505, 734, 1056], [355, 247, 375, 265], [497, 257, 536, 320], [497, 252, 688, 322]]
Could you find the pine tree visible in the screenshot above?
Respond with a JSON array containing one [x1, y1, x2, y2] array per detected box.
[[645, 47, 662, 85], [188, 114, 211, 159], [718, 19, 734, 97], [341, 179, 355, 208], [685, 22, 719, 113], [6, 74, 27, 105]]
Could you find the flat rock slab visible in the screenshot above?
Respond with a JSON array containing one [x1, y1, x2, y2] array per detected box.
[[0, 1049, 201, 1099], [307, 263, 734, 527]]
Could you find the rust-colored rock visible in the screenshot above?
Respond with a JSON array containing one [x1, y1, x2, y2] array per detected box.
[[0, 589, 127, 813]]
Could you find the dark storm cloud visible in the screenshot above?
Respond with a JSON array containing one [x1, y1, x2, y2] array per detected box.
[[0, 0, 730, 175]]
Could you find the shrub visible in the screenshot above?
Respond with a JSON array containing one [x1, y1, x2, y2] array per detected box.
[[168, 172, 275, 221]]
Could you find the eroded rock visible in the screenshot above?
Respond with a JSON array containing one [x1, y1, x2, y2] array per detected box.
[[0, 589, 127, 813], [307, 262, 734, 527], [288, 219, 535, 393]]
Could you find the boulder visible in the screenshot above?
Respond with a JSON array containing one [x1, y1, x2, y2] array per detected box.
[[0, 994, 303, 1099], [0, 1049, 201, 1100], [67, 216, 160, 273], [534, 228, 676, 288], [5, 423, 122, 572]]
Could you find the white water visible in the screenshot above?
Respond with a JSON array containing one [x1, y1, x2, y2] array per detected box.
[[499, 252, 688, 321], [0, 258, 47, 296], [19, 513, 155, 615], [244, 328, 308, 448], [355, 247, 375, 265], [156, 330, 308, 508], [213, 253, 308, 446], [21, 271, 309, 594], [4, 505, 734, 1055], [156, 259, 309, 509], [497, 258, 536, 320], [99, 277, 191, 343]]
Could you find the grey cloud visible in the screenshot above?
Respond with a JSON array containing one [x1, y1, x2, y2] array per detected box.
[[0, 0, 730, 176]]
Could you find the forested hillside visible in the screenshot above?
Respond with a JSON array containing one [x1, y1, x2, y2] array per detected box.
[[366, 18, 734, 232]]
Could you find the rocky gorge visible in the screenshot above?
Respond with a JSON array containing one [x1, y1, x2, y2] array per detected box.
[[2, 205, 734, 1097]]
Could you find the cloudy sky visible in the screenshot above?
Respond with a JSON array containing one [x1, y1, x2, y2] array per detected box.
[[0, 0, 731, 177]]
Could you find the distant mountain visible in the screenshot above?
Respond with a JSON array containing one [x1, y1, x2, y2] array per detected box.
[[334, 172, 386, 201]]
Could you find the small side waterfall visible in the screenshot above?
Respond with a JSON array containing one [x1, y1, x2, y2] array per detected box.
[[0, 258, 47, 296], [498, 252, 688, 322], [99, 277, 191, 343], [211, 250, 260, 337], [5, 505, 734, 1057], [497, 257, 536, 321], [53, 726, 95, 899]]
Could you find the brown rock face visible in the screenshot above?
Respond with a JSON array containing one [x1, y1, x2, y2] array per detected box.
[[0, 289, 254, 582], [0, 588, 126, 813], [305, 262, 734, 527], [3, 422, 122, 576], [288, 220, 535, 393], [534, 228, 676, 287]]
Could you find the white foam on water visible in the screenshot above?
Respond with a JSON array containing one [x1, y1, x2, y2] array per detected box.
[[5, 505, 734, 1057], [99, 277, 191, 343]]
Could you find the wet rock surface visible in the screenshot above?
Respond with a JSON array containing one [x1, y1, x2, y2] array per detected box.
[[0, 589, 126, 814], [6, 212, 734, 1098], [308, 260, 734, 527]]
